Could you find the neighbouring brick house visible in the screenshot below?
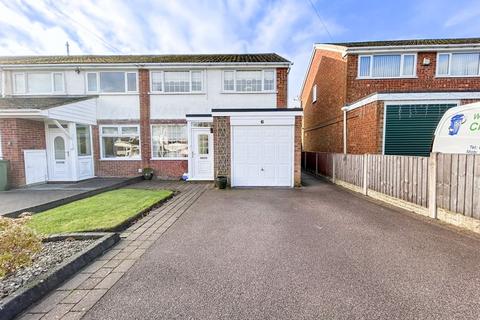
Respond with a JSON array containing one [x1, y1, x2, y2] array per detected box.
[[0, 54, 302, 188], [301, 38, 480, 156]]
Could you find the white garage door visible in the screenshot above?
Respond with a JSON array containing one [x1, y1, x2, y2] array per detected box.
[[232, 125, 293, 187]]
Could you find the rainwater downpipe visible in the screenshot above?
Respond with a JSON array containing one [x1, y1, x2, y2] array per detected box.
[[341, 106, 348, 154]]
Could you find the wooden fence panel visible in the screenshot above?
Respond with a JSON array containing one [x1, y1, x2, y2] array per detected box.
[[464, 155, 475, 217], [435, 154, 480, 217], [365, 155, 429, 207]]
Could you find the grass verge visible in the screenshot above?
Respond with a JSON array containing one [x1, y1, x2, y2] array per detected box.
[[28, 188, 173, 235]]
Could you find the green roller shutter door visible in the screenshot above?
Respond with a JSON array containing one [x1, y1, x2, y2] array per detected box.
[[384, 104, 456, 156]]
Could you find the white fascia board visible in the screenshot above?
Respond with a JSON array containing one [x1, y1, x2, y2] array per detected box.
[[230, 116, 296, 126], [345, 44, 480, 54], [186, 116, 212, 122], [212, 110, 302, 117], [0, 62, 291, 70], [0, 109, 46, 117], [344, 92, 480, 111], [299, 46, 317, 100], [314, 44, 347, 54]]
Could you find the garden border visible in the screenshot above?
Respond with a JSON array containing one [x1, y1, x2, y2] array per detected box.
[[0, 232, 120, 320]]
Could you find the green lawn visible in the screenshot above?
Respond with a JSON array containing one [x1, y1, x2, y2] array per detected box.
[[28, 188, 172, 235]]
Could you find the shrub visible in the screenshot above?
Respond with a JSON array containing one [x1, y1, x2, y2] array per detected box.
[[0, 217, 42, 279]]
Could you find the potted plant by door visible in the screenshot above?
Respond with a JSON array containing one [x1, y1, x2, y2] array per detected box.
[[216, 175, 227, 189], [142, 167, 154, 180]]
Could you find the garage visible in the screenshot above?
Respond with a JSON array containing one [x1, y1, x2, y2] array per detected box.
[[384, 103, 457, 156], [211, 108, 302, 188], [232, 125, 293, 187]]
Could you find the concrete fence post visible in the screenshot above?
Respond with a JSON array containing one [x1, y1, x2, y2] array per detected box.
[[363, 154, 369, 195], [428, 152, 438, 219], [332, 154, 336, 183]]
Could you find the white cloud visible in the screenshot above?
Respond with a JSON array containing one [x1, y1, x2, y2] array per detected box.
[[0, 0, 344, 106], [445, 3, 480, 28]]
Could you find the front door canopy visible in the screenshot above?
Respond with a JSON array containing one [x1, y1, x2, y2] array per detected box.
[[0, 96, 97, 125]]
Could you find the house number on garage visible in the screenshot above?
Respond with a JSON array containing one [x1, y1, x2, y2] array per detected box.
[[260, 120, 264, 124]]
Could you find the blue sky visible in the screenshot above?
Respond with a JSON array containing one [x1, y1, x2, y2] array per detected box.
[[1, 0, 480, 106]]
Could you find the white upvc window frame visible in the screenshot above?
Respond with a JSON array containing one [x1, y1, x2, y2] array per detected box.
[[12, 71, 65, 95], [99, 124, 141, 161], [221, 69, 276, 93], [150, 124, 189, 160], [357, 53, 417, 79], [149, 70, 205, 94], [312, 84, 317, 103], [436, 52, 480, 77], [86, 71, 138, 94]]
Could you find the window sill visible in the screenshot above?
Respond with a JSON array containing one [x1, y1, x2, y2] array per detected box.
[[12, 92, 67, 96], [356, 76, 418, 80], [221, 91, 276, 94], [149, 92, 206, 95], [87, 92, 139, 96], [151, 157, 188, 161], [99, 158, 141, 161], [435, 75, 480, 78]]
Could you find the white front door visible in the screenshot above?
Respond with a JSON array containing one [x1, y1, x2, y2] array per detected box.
[[48, 129, 72, 181], [232, 125, 293, 187], [191, 129, 213, 180]]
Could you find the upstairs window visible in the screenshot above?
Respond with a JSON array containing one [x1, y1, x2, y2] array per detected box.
[[150, 70, 204, 93], [358, 54, 416, 78], [86, 71, 137, 93], [223, 70, 276, 92], [236, 71, 262, 92], [437, 52, 480, 76], [312, 84, 317, 103], [13, 72, 65, 94]]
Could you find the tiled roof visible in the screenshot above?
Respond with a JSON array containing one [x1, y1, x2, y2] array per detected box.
[[0, 53, 290, 65], [329, 37, 480, 48], [0, 96, 96, 110]]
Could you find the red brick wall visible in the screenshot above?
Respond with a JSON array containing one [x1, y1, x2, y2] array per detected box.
[[149, 160, 187, 180], [139, 69, 151, 169], [0, 119, 46, 187], [346, 52, 480, 104], [346, 101, 384, 154], [301, 49, 347, 152], [276, 68, 288, 108]]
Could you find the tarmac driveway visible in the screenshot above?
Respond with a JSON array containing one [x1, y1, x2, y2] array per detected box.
[[84, 175, 480, 320]]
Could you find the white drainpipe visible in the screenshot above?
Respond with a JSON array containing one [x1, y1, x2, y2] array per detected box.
[[341, 106, 348, 154]]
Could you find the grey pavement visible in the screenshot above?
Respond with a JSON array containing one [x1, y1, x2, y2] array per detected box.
[[0, 178, 130, 216], [83, 174, 480, 320]]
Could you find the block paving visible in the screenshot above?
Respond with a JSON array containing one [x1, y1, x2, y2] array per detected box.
[[16, 181, 210, 320]]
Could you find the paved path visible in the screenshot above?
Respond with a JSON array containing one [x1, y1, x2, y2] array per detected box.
[[0, 178, 130, 216], [80, 175, 480, 320], [17, 181, 210, 320]]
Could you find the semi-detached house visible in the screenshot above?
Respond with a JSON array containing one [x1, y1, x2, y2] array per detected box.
[[0, 54, 302, 188], [301, 37, 480, 156]]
